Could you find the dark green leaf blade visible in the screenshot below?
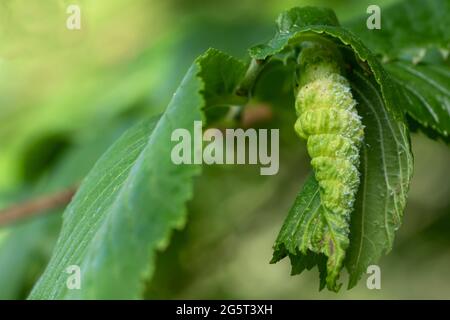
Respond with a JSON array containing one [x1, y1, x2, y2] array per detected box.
[[346, 0, 450, 62], [249, 6, 339, 61], [271, 175, 348, 292], [385, 61, 450, 139], [200, 49, 247, 107], [346, 0, 450, 140], [345, 69, 413, 288], [200, 49, 247, 124]]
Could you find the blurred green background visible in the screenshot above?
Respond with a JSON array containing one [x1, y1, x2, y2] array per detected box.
[[0, 0, 449, 299]]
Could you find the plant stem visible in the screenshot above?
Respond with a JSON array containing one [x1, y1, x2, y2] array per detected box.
[[0, 186, 77, 227], [236, 58, 268, 98]]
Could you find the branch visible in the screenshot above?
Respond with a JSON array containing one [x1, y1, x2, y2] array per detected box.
[[0, 186, 77, 227], [235, 58, 268, 98]]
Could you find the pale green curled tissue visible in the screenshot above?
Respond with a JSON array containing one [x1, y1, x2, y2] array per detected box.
[[294, 43, 364, 287]]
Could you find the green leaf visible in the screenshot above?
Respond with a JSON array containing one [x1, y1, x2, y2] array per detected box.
[[345, 68, 413, 289], [200, 49, 247, 108], [346, 0, 450, 140], [346, 0, 449, 62], [385, 61, 450, 139], [261, 7, 413, 290], [271, 175, 347, 292], [29, 49, 245, 299], [200, 49, 247, 124]]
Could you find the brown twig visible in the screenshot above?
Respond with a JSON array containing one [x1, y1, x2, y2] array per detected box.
[[0, 186, 77, 227]]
